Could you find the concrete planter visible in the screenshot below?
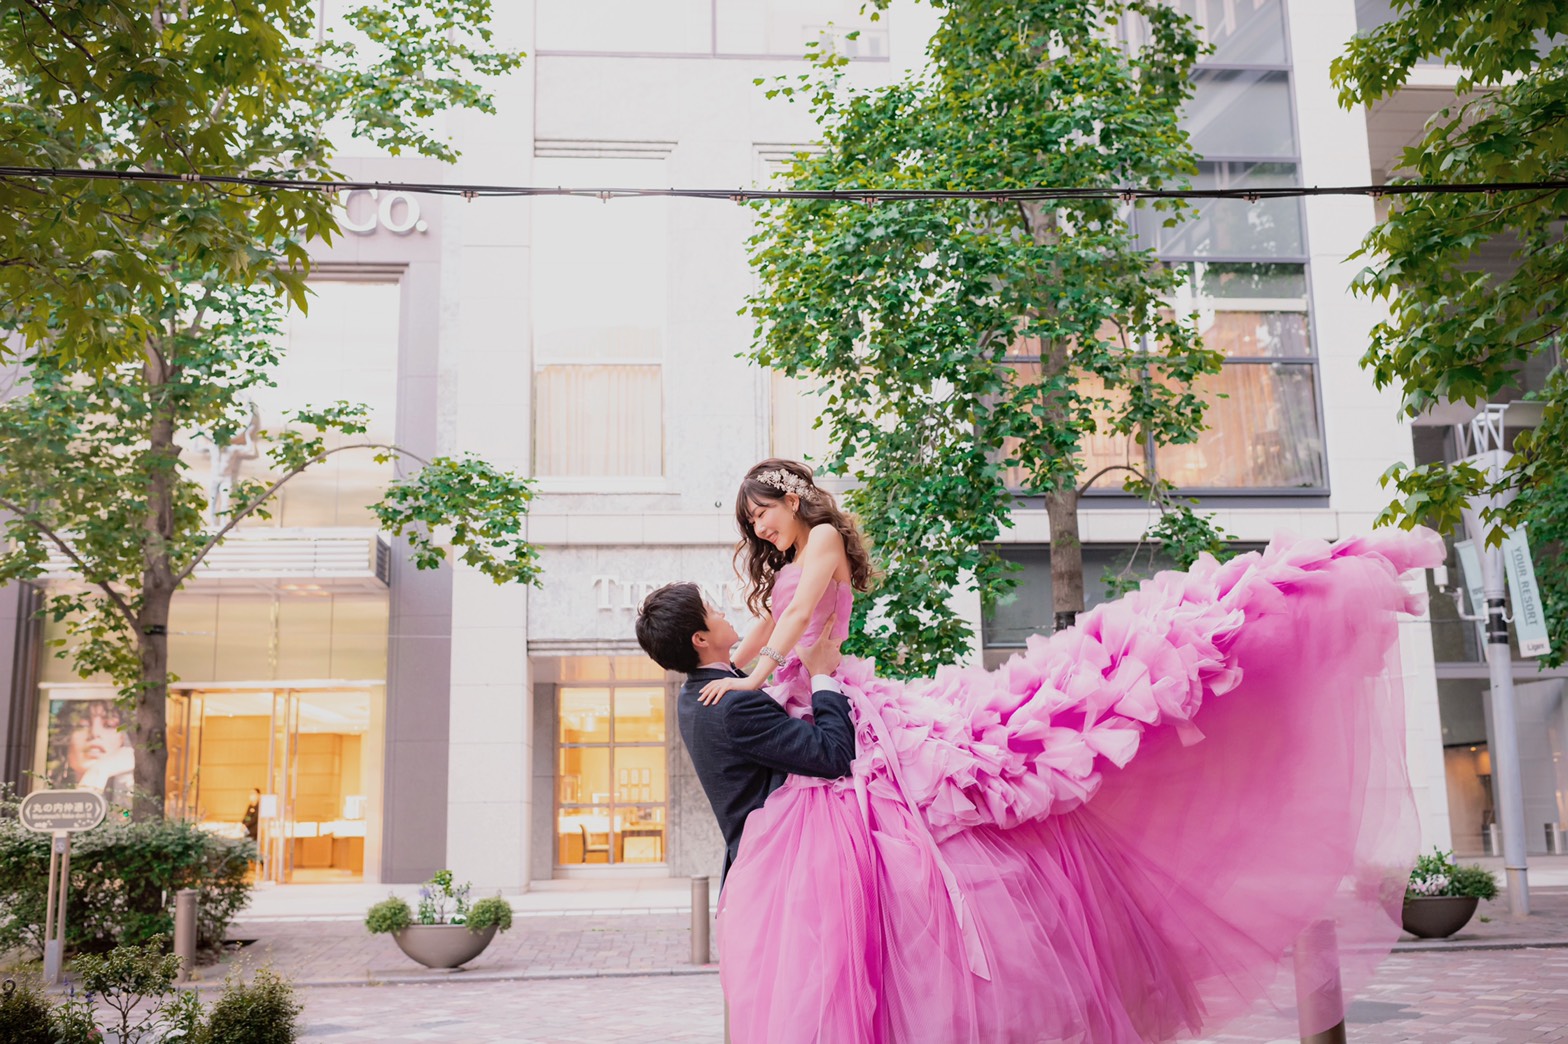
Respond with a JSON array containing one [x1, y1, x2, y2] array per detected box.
[[391, 924, 499, 969], [1400, 895, 1480, 939]]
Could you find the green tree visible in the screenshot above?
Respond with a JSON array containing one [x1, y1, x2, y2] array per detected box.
[[1333, 1, 1568, 663], [0, 297, 541, 819], [0, 0, 521, 366], [0, 2, 537, 817], [747, 0, 1226, 675]]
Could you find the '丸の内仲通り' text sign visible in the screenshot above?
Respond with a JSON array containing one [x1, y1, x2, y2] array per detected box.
[[19, 790, 107, 833]]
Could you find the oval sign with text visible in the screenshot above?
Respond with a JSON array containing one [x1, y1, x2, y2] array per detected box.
[[19, 790, 107, 834]]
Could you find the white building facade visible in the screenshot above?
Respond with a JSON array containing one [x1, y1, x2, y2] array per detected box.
[[17, 0, 1562, 891]]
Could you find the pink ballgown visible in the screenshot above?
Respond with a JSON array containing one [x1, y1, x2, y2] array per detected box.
[[715, 528, 1443, 1043]]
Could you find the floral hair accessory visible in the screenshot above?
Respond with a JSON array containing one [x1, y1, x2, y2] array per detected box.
[[755, 467, 815, 501]]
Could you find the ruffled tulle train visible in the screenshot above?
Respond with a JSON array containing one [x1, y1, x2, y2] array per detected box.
[[717, 529, 1442, 1043]]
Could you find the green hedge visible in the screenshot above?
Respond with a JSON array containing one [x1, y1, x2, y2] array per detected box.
[[0, 792, 256, 959]]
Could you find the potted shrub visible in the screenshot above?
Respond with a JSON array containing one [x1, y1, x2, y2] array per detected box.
[[366, 869, 513, 970], [1401, 848, 1499, 939]]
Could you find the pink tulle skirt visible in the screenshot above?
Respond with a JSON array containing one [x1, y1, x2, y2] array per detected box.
[[717, 531, 1440, 1043]]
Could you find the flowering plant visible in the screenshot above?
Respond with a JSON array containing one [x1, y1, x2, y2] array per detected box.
[[1407, 848, 1498, 900], [417, 869, 472, 924], [366, 869, 513, 935]]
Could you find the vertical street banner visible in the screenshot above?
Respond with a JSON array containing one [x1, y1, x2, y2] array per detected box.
[[1454, 540, 1486, 622], [1503, 524, 1552, 658]]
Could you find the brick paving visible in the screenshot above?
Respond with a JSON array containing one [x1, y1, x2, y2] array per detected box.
[[19, 888, 1568, 1040], [276, 948, 1568, 1042], [212, 890, 1567, 989]]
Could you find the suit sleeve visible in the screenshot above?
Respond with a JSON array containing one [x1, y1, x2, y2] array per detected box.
[[718, 688, 856, 779]]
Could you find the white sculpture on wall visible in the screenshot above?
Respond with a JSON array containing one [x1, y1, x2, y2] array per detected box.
[[201, 401, 262, 525]]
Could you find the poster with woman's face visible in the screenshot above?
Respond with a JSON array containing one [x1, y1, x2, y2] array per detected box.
[[46, 698, 134, 801]]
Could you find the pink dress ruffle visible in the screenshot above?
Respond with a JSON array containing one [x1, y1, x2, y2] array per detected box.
[[717, 529, 1442, 1043]]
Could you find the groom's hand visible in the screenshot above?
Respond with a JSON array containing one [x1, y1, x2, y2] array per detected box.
[[798, 613, 843, 678]]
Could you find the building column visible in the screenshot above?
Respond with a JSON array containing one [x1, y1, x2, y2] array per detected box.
[[1289, 0, 1451, 850]]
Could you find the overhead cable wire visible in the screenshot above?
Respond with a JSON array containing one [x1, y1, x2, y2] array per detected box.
[[0, 164, 1566, 203]]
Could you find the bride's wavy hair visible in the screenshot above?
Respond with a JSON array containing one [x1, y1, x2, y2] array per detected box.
[[734, 458, 873, 617]]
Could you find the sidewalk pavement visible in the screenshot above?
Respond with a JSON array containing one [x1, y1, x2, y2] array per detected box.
[[219, 873, 1568, 990], [210, 878, 721, 987]]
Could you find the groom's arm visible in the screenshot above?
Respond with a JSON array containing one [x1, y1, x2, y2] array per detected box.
[[719, 680, 855, 779]]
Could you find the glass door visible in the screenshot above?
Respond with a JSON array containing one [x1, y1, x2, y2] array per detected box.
[[175, 686, 374, 883], [556, 679, 667, 866], [265, 689, 298, 883], [164, 691, 204, 821]]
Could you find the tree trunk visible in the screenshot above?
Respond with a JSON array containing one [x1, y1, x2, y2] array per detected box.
[[131, 593, 171, 821], [130, 341, 178, 820], [1020, 203, 1087, 633], [1046, 486, 1083, 631]]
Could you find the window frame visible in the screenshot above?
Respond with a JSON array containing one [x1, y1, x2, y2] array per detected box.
[[554, 681, 669, 867], [1042, 0, 1329, 499]]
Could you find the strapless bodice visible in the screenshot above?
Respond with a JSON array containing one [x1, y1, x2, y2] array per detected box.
[[772, 563, 853, 647]]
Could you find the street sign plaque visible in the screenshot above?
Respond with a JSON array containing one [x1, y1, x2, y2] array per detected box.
[[19, 790, 107, 834]]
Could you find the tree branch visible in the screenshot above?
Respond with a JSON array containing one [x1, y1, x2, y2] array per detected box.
[[19, 0, 97, 62], [0, 495, 138, 628], [1077, 462, 1145, 495], [173, 441, 430, 587]]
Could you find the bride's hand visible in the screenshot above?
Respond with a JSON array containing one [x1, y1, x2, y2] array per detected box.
[[699, 677, 745, 706]]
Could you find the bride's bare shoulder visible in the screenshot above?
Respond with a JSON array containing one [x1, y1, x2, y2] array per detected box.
[[805, 523, 844, 550]]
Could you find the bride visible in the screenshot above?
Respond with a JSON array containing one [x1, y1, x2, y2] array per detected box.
[[699, 457, 1440, 1044]]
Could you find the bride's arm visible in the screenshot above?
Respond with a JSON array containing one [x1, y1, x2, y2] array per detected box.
[[731, 615, 775, 670], [702, 525, 844, 702]]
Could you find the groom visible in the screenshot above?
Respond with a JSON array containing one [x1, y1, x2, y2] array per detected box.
[[635, 582, 855, 881]]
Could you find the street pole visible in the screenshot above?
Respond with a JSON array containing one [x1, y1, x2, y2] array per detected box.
[[1458, 406, 1532, 917]]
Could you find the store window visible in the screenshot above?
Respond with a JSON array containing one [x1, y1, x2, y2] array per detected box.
[[556, 657, 668, 865], [532, 157, 666, 481], [37, 683, 382, 882], [1438, 675, 1568, 858]]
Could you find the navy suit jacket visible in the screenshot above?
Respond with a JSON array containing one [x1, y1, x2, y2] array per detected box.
[[678, 664, 856, 881]]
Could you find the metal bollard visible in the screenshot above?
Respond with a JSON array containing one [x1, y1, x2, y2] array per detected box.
[[691, 876, 711, 965], [174, 888, 198, 982], [1547, 823, 1566, 855]]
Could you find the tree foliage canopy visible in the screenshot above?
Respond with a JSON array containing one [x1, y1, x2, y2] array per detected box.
[[747, 0, 1223, 675], [1333, 0, 1568, 663], [0, 0, 533, 814], [0, 0, 521, 367]]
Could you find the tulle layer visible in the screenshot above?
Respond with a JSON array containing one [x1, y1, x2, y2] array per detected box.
[[722, 529, 1443, 1042], [815, 528, 1441, 845]]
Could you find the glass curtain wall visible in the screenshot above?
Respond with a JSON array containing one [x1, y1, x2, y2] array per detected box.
[[30, 278, 399, 879], [989, 2, 1323, 495]]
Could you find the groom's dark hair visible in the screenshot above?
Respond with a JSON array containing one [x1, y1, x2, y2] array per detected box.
[[636, 582, 708, 673]]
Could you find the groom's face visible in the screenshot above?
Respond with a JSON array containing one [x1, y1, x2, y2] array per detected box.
[[692, 602, 741, 662]]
